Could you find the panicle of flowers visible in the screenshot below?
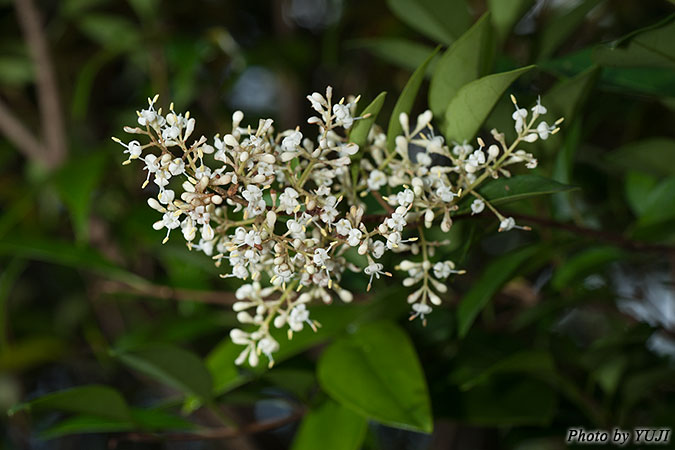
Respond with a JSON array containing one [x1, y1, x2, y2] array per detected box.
[[356, 93, 562, 322], [116, 88, 562, 367]]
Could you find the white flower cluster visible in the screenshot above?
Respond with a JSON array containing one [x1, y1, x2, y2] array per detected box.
[[116, 88, 561, 367]]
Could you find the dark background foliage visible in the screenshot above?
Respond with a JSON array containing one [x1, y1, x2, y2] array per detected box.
[[1, 0, 674, 449]]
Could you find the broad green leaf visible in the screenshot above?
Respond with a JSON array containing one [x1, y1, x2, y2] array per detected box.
[[40, 408, 194, 439], [350, 92, 387, 152], [54, 152, 107, 242], [428, 14, 493, 119], [387, 47, 440, 153], [541, 47, 675, 97], [543, 65, 600, 125], [386, 0, 471, 45], [635, 176, 675, 227], [624, 171, 658, 216], [593, 15, 675, 69], [457, 174, 577, 214], [291, 399, 368, 450], [0, 337, 64, 371], [458, 350, 555, 391], [458, 246, 539, 337], [206, 290, 407, 397], [537, 0, 605, 60], [348, 38, 436, 73], [77, 13, 141, 50], [112, 344, 213, 400], [317, 321, 432, 433], [0, 236, 150, 289], [552, 246, 624, 290], [444, 66, 533, 142], [487, 0, 534, 41], [607, 138, 675, 177], [9, 385, 131, 421]]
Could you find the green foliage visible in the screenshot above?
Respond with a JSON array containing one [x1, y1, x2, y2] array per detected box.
[[317, 321, 432, 433], [386, 0, 471, 45], [444, 66, 533, 142], [291, 399, 368, 450]]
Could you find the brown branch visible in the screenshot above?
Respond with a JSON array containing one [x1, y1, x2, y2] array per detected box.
[[371, 190, 394, 214], [109, 409, 304, 446], [98, 279, 239, 306], [13, 0, 67, 168], [0, 98, 46, 162]]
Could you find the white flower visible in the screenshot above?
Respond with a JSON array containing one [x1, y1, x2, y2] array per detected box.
[[333, 103, 354, 129], [372, 240, 385, 259], [278, 187, 300, 214], [313, 248, 330, 267], [367, 170, 387, 191], [410, 302, 432, 322], [531, 96, 547, 115], [471, 199, 485, 215], [335, 218, 352, 236], [512, 107, 528, 133], [242, 185, 266, 217], [386, 232, 402, 249], [257, 337, 279, 367], [386, 208, 407, 232], [396, 189, 414, 207], [499, 217, 516, 231], [168, 158, 185, 176], [288, 304, 311, 332], [281, 131, 303, 152], [158, 189, 175, 204], [433, 261, 456, 280], [435, 185, 457, 202], [346, 228, 362, 247], [536, 121, 553, 140]]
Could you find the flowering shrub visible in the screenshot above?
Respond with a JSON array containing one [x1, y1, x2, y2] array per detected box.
[[115, 88, 561, 367]]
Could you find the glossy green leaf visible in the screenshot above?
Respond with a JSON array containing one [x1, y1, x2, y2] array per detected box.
[[291, 399, 368, 450], [552, 246, 624, 290], [544, 65, 600, 124], [9, 385, 131, 421], [457, 175, 576, 214], [428, 13, 493, 119], [386, 0, 471, 45], [112, 344, 213, 400], [458, 246, 539, 337], [350, 92, 387, 151], [487, 0, 534, 41], [317, 321, 433, 433], [444, 66, 533, 142], [537, 0, 605, 60], [387, 47, 440, 153], [607, 138, 675, 177], [54, 152, 107, 242], [349, 38, 436, 73], [206, 290, 407, 398], [593, 15, 675, 69]]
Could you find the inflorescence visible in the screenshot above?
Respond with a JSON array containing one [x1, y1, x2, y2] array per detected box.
[[115, 87, 562, 367]]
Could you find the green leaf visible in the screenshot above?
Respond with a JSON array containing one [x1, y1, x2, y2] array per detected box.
[[40, 408, 194, 439], [387, 47, 440, 153], [9, 385, 131, 421], [444, 66, 533, 142], [458, 350, 555, 391], [543, 65, 600, 124], [112, 344, 213, 400], [386, 0, 471, 45], [77, 13, 141, 51], [607, 138, 675, 177], [537, 0, 605, 60], [624, 171, 658, 217], [635, 176, 675, 227], [350, 92, 387, 151], [593, 15, 675, 69], [54, 152, 107, 242], [428, 14, 493, 119], [317, 321, 433, 433], [0, 236, 150, 289], [458, 174, 577, 213], [552, 246, 624, 290], [457, 246, 539, 337], [487, 0, 534, 41], [291, 399, 368, 450], [348, 38, 436, 73]]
